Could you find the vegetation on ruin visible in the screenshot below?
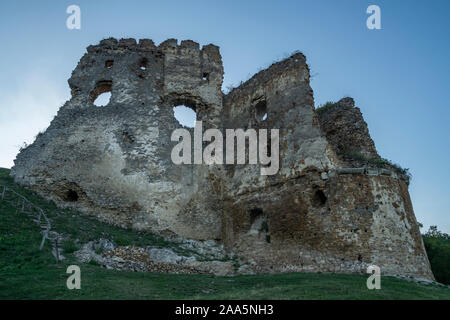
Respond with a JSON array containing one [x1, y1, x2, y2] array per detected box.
[[1, 168, 449, 300], [336, 150, 412, 179], [315, 101, 339, 115]]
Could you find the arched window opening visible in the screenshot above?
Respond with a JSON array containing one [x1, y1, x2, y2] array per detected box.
[[173, 105, 197, 128], [93, 92, 111, 107], [90, 81, 112, 107]]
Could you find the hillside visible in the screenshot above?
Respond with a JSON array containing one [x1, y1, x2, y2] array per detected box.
[[0, 167, 449, 300]]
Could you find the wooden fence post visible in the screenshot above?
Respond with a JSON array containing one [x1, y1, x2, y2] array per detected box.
[[54, 238, 60, 263], [1, 184, 53, 257], [39, 231, 47, 251]]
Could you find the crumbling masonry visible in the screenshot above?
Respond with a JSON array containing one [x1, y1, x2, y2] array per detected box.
[[11, 38, 434, 279]]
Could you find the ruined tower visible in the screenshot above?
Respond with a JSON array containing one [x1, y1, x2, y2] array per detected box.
[[11, 38, 434, 279]]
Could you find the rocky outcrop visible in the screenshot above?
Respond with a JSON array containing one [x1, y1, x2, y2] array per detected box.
[[11, 38, 434, 280]]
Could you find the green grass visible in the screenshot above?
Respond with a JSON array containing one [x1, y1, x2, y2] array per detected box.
[[61, 239, 79, 254], [1, 167, 449, 300], [0, 168, 201, 259]]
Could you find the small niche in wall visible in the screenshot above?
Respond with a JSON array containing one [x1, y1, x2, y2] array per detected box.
[[255, 100, 267, 121], [122, 131, 135, 144], [140, 58, 148, 70], [250, 207, 264, 224], [105, 60, 114, 68], [65, 189, 79, 202], [312, 189, 327, 207]]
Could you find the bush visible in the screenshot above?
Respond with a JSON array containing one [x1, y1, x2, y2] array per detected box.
[[62, 239, 78, 254], [422, 226, 450, 285], [316, 101, 338, 115], [88, 259, 100, 266], [114, 236, 130, 246]]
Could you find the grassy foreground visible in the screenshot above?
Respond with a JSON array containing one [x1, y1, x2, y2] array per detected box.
[[0, 168, 449, 300]]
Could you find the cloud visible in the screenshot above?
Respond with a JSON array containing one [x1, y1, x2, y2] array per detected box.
[[0, 72, 69, 168]]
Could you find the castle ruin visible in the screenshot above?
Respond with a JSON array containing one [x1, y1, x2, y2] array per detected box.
[[11, 38, 434, 279]]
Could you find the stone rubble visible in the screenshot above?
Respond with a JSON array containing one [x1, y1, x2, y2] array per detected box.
[[74, 238, 235, 275]]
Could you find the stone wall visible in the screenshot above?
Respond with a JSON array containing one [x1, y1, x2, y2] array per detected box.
[[11, 38, 434, 279], [219, 53, 431, 279], [222, 53, 336, 196], [317, 97, 379, 161], [12, 38, 224, 240]]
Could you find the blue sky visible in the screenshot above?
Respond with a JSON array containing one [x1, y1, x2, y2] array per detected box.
[[0, 0, 448, 232]]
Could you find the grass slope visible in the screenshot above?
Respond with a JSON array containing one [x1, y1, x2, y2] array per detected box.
[[0, 168, 449, 300]]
